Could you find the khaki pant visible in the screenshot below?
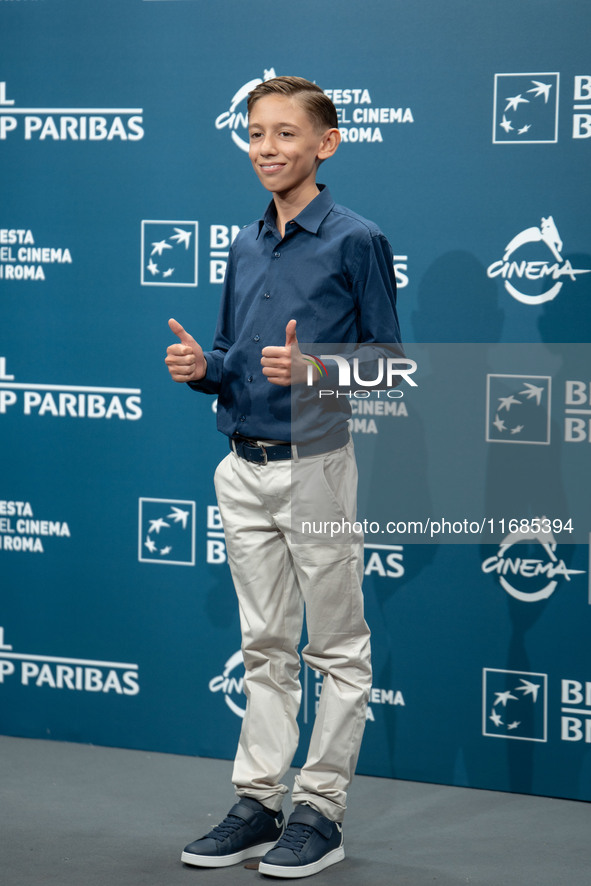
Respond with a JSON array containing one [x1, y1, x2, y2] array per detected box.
[[213, 440, 371, 822]]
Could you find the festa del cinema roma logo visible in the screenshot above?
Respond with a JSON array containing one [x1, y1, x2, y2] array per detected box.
[[215, 67, 413, 152], [487, 215, 590, 305]]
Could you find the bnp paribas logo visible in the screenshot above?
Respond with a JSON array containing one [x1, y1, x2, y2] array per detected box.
[[140, 221, 198, 287], [138, 497, 196, 566], [486, 374, 551, 445], [483, 668, 548, 742], [493, 73, 559, 144]]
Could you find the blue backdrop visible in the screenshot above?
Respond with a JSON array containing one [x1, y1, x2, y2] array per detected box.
[[1, 0, 590, 802]]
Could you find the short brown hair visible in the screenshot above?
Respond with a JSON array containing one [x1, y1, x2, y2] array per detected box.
[[247, 76, 338, 131]]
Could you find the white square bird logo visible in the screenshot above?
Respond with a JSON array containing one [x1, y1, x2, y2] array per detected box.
[[141, 220, 198, 286], [486, 374, 551, 445], [483, 668, 548, 742], [138, 498, 196, 565], [493, 73, 559, 144]]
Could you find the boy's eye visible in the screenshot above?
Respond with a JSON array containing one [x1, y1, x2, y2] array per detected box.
[[279, 131, 294, 137]]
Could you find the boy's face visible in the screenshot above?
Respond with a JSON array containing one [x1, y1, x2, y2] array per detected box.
[[248, 95, 338, 199]]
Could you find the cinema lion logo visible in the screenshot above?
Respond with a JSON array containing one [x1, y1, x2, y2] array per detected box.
[[215, 68, 277, 153], [482, 530, 585, 603], [208, 649, 245, 718], [487, 216, 590, 305]]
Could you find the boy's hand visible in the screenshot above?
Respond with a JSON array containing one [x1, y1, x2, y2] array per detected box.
[[261, 320, 309, 386], [165, 318, 207, 383]]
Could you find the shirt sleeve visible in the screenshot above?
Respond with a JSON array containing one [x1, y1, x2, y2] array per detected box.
[[351, 232, 401, 345], [188, 244, 237, 395]]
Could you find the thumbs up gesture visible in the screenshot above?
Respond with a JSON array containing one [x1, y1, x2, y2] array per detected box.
[[261, 319, 307, 386], [165, 318, 207, 383]]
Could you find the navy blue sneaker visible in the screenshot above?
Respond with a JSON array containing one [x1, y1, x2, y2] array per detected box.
[[181, 797, 284, 867], [258, 804, 344, 878]]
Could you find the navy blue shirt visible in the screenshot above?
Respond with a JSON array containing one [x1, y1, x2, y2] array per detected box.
[[190, 185, 400, 441]]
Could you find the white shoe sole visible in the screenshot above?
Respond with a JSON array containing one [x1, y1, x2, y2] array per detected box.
[[181, 840, 279, 867], [258, 845, 345, 878]]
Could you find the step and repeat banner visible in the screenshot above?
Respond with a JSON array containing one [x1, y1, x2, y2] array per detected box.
[[1, 0, 590, 801]]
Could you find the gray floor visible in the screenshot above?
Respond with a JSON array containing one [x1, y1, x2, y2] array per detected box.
[[1, 735, 589, 886]]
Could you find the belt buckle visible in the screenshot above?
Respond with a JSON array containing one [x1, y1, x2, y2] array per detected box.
[[242, 438, 268, 465], [258, 442, 268, 465]]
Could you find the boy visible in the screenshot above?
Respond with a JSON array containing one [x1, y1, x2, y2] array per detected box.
[[165, 76, 400, 878]]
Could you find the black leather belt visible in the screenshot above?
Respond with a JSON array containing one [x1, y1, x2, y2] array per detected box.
[[230, 427, 349, 464]]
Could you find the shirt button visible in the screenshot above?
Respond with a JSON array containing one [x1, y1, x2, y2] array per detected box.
[[253, 334, 260, 342], [240, 415, 246, 422], [247, 375, 253, 383], [263, 292, 270, 299], [273, 251, 280, 258]]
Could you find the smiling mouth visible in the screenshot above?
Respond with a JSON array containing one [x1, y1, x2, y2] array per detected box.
[[259, 163, 286, 172]]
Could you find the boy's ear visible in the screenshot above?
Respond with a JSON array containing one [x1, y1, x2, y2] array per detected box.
[[317, 127, 341, 162]]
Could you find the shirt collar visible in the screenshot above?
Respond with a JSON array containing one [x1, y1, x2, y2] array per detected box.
[[257, 185, 335, 238]]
